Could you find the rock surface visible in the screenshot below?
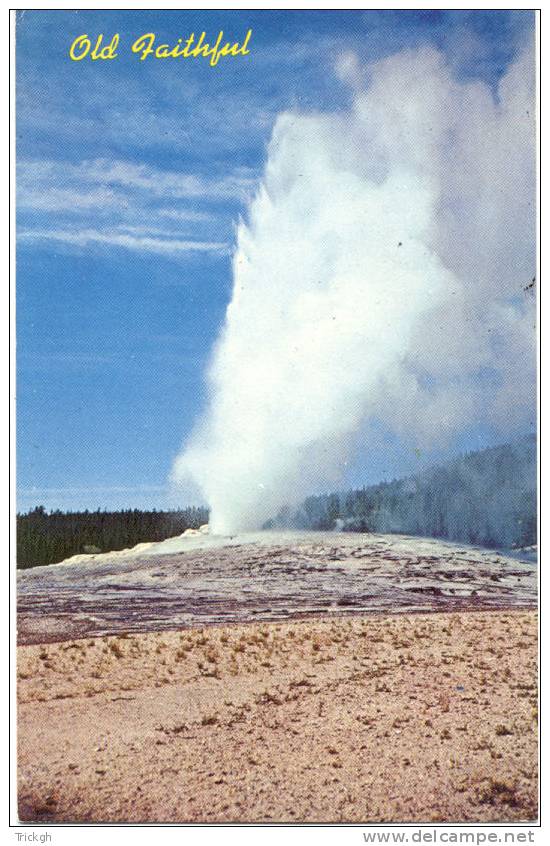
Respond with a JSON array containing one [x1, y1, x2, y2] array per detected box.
[[18, 531, 536, 645]]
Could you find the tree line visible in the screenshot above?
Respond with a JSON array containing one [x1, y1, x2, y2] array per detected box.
[[16, 506, 209, 569], [17, 436, 536, 568], [271, 435, 537, 551]]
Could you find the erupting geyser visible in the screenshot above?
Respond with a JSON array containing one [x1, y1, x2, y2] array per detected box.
[[171, 45, 535, 535]]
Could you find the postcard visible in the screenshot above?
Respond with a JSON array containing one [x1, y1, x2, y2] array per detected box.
[[14, 8, 538, 829]]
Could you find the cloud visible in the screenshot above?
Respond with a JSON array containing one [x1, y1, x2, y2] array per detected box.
[[17, 156, 257, 257], [18, 227, 228, 257], [17, 185, 122, 212], [157, 208, 214, 223], [19, 484, 166, 496], [17, 483, 174, 513], [18, 157, 256, 208], [50, 158, 256, 201]]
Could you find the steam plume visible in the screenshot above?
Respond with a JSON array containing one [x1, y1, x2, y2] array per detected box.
[[172, 45, 535, 535]]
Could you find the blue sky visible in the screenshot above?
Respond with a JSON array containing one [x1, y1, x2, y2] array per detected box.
[[16, 9, 534, 513]]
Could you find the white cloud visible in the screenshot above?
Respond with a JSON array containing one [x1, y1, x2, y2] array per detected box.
[[18, 158, 256, 205], [17, 156, 256, 257], [19, 485, 166, 496], [17, 185, 122, 212], [157, 208, 214, 223], [18, 227, 228, 257]]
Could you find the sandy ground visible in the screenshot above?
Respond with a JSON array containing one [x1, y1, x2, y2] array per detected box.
[[18, 609, 538, 823]]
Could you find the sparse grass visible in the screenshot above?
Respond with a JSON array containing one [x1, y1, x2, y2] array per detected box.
[[109, 641, 124, 659], [473, 738, 493, 751], [259, 689, 282, 706], [495, 724, 514, 736], [477, 778, 522, 808]]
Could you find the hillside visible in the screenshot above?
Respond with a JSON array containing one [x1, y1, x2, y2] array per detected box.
[[283, 435, 536, 550]]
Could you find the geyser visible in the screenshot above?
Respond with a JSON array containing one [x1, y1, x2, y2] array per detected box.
[[172, 45, 535, 535]]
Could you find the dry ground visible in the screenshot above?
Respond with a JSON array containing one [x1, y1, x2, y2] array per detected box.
[[18, 609, 538, 823]]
